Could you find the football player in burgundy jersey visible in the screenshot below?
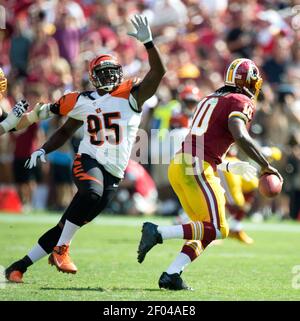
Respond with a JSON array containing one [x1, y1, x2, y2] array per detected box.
[[137, 58, 282, 290]]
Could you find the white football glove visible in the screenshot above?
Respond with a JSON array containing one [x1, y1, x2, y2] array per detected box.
[[0, 100, 29, 132], [127, 14, 153, 44], [34, 103, 52, 120], [13, 100, 29, 118], [228, 161, 257, 182], [25, 149, 46, 169], [218, 161, 257, 181], [26, 103, 53, 124]]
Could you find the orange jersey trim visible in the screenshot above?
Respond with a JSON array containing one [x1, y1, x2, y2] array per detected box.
[[110, 80, 133, 99], [56, 92, 80, 116]]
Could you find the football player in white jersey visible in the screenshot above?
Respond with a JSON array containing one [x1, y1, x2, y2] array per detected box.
[[5, 15, 166, 283]]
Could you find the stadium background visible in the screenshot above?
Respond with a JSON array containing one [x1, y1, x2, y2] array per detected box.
[[0, 0, 300, 221]]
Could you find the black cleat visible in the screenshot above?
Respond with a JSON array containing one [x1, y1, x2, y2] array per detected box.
[[137, 222, 163, 263], [158, 272, 193, 291]]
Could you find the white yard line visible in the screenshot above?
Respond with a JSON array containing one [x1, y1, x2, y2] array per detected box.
[[0, 214, 165, 226], [0, 214, 300, 233]]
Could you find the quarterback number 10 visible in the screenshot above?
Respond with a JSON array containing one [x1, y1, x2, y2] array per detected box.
[[191, 97, 218, 136], [87, 112, 121, 146]]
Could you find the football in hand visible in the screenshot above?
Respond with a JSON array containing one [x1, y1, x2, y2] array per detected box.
[[258, 174, 282, 198]]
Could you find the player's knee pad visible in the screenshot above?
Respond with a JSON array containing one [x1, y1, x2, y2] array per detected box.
[[77, 190, 102, 206], [66, 191, 103, 226], [86, 190, 102, 202], [84, 191, 105, 222]]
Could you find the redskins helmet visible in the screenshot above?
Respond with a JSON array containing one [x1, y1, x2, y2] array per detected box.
[[89, 54, 123, 92], [224, 58, 263, 100], [0, 67, 7, 94]]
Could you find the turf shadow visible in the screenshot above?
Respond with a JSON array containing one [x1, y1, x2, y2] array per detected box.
[[40, 287, 104, 292], [40, 287, 161, 292], [111, 287, 162, 292]]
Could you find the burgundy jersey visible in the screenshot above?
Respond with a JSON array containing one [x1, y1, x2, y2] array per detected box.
[[182, 92, 255, 170]]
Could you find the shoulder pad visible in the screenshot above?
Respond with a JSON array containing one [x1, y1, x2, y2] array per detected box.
[[52, 92, 80, 116], [79, 91, 96, 101], [111, 80, 133, 99]]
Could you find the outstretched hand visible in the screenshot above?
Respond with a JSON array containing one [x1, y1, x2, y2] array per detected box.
[[127, 14, 153, 44]]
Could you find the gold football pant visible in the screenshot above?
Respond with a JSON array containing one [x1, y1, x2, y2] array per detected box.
[[168, 153, 229, 240]]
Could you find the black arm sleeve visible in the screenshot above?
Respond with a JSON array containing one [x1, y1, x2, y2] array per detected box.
[[0, 110, 8, 122], [0, 111, 17, 131]]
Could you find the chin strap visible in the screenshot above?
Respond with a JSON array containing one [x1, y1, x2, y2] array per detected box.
[[242, 86, 255, 99], [98, 85, 115, 92]]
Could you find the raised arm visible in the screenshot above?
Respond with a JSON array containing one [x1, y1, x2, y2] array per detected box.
[[228, 116, 282, 179], [25, 117, 83, 169], [127, 15, 166, 109]]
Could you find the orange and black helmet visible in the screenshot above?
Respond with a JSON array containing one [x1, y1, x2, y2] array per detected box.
[[179, 85, 201, 102], [179, 85, 201, 116], [89, 54, 123, 92]]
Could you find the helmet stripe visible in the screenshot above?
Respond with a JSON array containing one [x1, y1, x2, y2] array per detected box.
[[225, 63, 234, 83], [227, 64, 235, 83], [225, 58, 246, 84], [232, 59, 246, 82]]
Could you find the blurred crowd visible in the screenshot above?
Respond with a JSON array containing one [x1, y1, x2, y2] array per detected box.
[[0, 0, 300, 220]]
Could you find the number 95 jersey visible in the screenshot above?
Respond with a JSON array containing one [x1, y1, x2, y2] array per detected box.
[[50, 80, 142, 179], [182, 92, 255, 170]]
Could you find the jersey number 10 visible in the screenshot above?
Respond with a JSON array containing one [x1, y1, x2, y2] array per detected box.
[[87, 112, 121, 146], [191, 97, 218, 136]]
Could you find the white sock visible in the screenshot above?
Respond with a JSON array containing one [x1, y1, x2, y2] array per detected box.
[[28, 244, 48, 263], [56, 220, 80, 246], [166, 252, 191, 274], [157, 225, 184, 240]]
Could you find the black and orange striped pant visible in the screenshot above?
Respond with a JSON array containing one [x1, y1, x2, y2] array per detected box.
[[60, 153, 120, 226]]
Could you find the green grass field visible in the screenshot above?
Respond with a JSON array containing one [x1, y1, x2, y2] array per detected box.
[[0, 213, 300, 301]]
